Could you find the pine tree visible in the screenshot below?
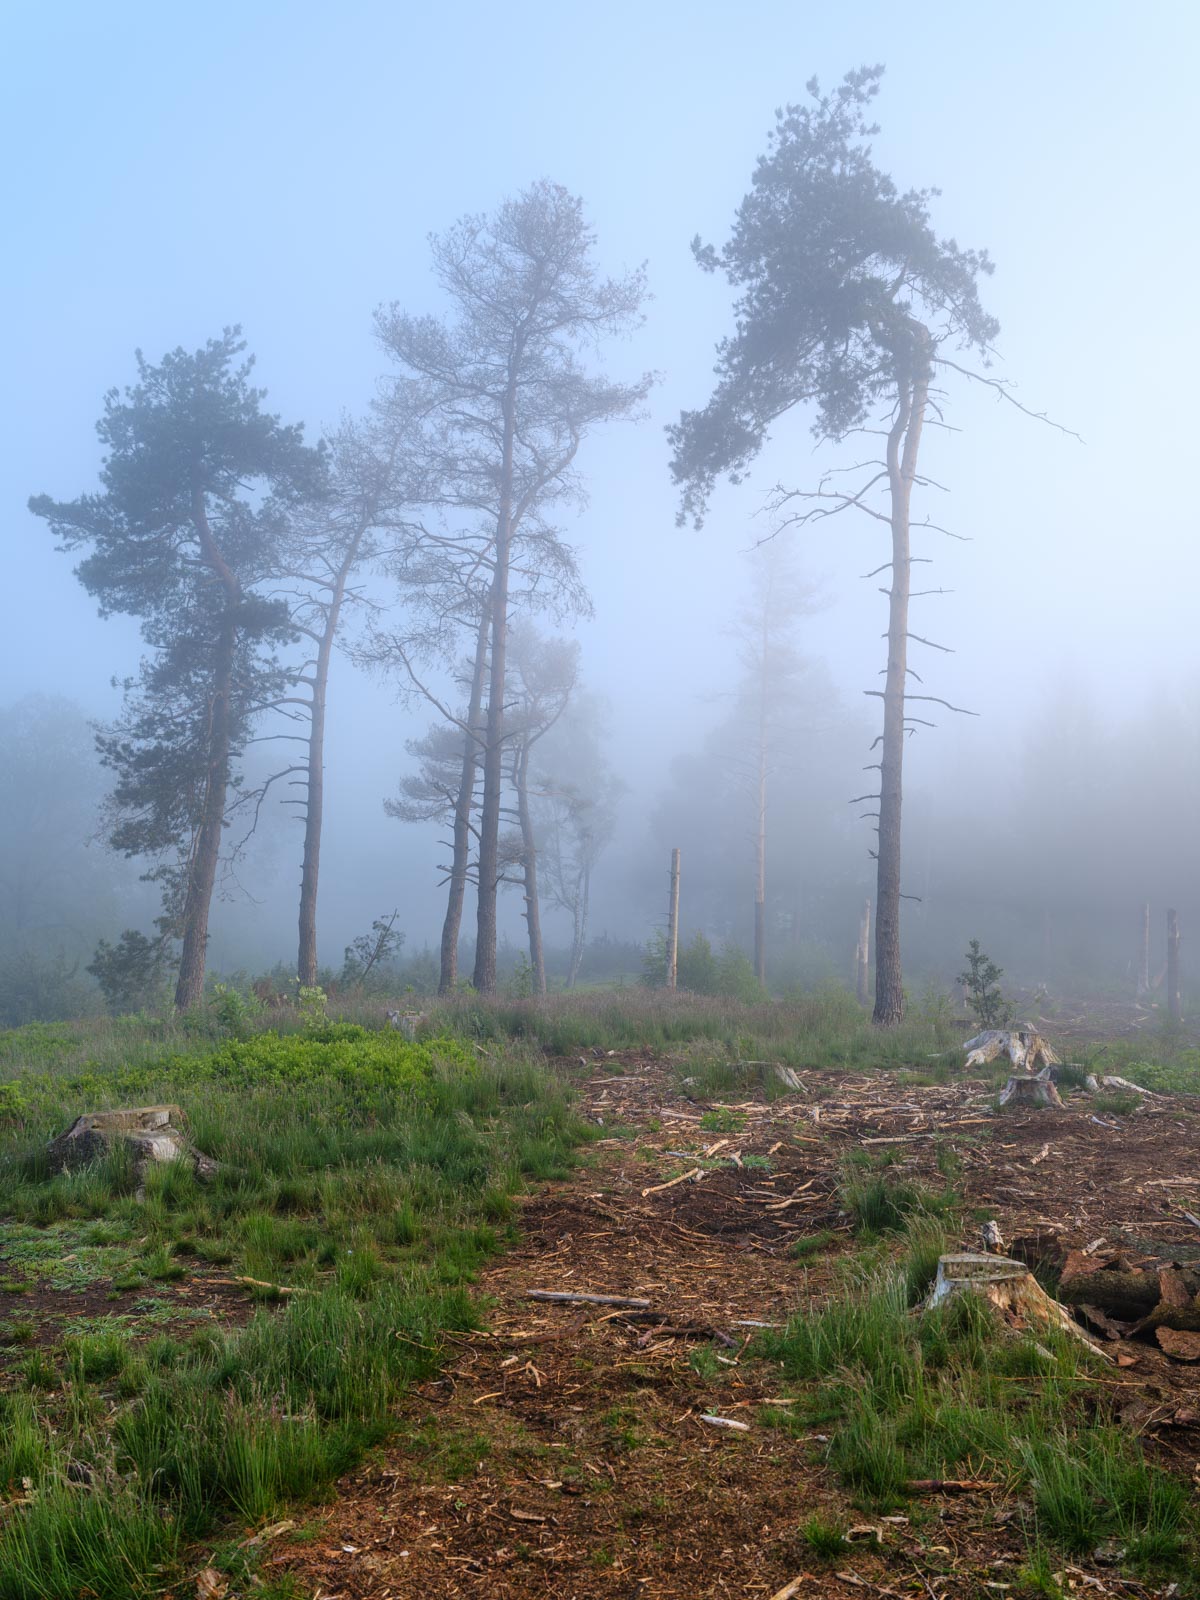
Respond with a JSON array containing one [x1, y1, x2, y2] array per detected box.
[[30, 329, 325, 1008]]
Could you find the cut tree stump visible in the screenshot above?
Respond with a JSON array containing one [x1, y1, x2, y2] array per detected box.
[[997, 1068, 1064, 1110], [926, 1253, 1108, 1357], [46, 1106, 217, 1184], [964, 1027, 1059, 1073]]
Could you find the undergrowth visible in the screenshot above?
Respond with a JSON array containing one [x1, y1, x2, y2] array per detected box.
[[758, 1248, 1194, 1575], [0, 1028, 585, 1598]]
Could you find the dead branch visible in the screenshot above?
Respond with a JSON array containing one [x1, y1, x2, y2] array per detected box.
[[525, 1290, 651, 1309]]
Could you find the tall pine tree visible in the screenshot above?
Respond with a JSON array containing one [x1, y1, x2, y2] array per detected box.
[[30, 329, 325, 1008]]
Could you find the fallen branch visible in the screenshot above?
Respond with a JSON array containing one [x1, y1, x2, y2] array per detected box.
[[641, 1167, 704, 1197], [454, 1315, 587, 1347], [210, 1276, 310, 1297], [905, 1477, 1000, 1494], [525, 1290, 651, 1309]]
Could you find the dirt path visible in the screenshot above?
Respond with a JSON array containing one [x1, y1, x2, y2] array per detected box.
[[275, 1055, 1200, 1599]]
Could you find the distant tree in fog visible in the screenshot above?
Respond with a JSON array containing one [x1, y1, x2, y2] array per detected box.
[[373, 181, 652, 994], [725, 545, 821, 983], [499, 625, 579, 995], [534, 692, 623, 988], [669, 68, 1014, 1024], [276, 412, 414, 988], [0, 696, 139, 1025], [29, 330, 325, 1010]]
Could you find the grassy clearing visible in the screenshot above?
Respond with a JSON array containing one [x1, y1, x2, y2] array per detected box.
[[426, 985, 967, 1073], [0, 1021, 585, 1599], [758, 1244, 1194, 1577]]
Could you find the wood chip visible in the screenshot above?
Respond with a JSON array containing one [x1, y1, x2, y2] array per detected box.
[[767, 1577, 812, 1600], [697, 1414, 751, 1432]]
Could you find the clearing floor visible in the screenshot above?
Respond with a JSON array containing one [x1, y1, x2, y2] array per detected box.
[[269, 1052, 1200, 1600]]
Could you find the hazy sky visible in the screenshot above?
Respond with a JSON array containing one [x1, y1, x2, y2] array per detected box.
[[5, 1, 1198, 961]]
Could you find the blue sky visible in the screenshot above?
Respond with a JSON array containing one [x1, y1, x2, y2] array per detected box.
[[4, 0, 1197, 956]]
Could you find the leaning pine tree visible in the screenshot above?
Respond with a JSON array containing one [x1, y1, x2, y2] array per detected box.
[[669, 67, 1018, 1024], [30, 330, 325, 1010]]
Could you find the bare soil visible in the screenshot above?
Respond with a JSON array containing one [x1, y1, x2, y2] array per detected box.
[[268, 1054, 1200, 1600]]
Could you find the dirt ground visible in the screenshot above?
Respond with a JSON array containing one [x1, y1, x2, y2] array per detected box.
[[265, 1053, 1200, 1600]]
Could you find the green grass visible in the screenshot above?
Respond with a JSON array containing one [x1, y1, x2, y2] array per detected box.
[[800, 1514, 848, 1559], [790, 1228, 838, 1261], [0, 1022, 587, 1599], [756, 1245, 1195, 1576], [838, 1166, 958, 1240]]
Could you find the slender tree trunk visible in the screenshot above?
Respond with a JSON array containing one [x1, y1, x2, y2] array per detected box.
[[856, 898, 872, 1007], [567, 865, 589, 988], [175, 607, 236, 1011], [439, 610, 490, 993], [873, 356, 928, 1026], [513, 742, 547, 995], [1137, 902, 1151, 999], [1167, 908, 1181, 1023], [297, 569, 352, 989], [754, 606, 769, 985], [473, 384, 517, 995], [666, 847, 681, 990]]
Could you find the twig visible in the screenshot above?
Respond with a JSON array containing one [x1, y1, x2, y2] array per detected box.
[[209, 1276, 311, 1297]]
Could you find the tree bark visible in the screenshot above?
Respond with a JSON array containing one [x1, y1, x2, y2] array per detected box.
[[473, 381, 518, 995], [513, 740, 547, 995], [873, 355, 928, 1026], [175, 492, 239, 1012], [439, 610, 490, 993]]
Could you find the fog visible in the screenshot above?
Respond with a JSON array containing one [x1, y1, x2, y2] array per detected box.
[[3, 3, 1197, 1017]]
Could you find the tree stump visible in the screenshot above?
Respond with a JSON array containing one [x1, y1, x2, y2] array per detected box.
[[925, 1253, 1108, 1357], [47, 1106, 217, 1184], [997, 1068, 1064, 1110], [963, 1028, 1059, 1073]]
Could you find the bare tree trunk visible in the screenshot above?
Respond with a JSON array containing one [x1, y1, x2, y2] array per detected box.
[[514, 741, 546, 996], [1137, 902, 1150, 1000], [666, 847, 681, 991], [297, 562, 355, 989], [754, 617, 768, 985], [175, 609, 235, 1011], [439, 611, 490, 993], [473, 383, 517, 995], [856, 898, 872, 1007], [873, 358, 928, 1026], [567, 865, 589, 988], [1167, 908, 1181, 1023]]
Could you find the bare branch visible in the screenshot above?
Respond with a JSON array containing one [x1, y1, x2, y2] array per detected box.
[[906, 632, 954, 652]]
